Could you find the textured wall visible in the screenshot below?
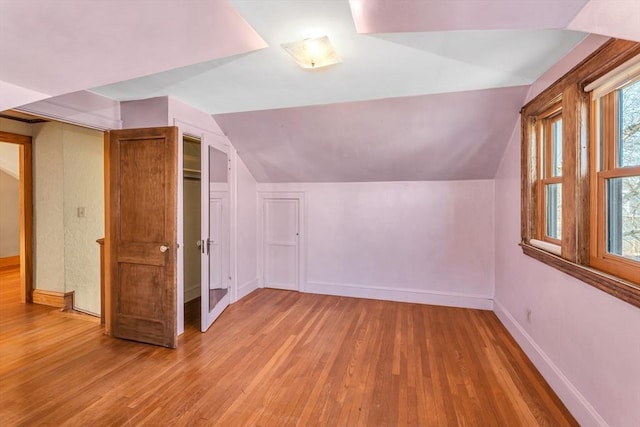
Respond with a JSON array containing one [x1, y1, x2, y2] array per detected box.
[[61, 124, 104, 314], [33, 122, 104, 314], [0, 168, 19, 257], [33, 123, 66, 292]]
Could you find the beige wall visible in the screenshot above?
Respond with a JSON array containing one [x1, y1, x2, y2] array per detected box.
[[0, 168, 19, 257], [33, 122, 104, 314]]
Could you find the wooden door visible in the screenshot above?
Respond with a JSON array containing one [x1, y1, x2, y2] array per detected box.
[[109, 127, 178, 348], [263, 198, 299, 291]]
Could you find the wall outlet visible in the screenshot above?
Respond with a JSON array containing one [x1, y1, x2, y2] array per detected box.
[[77, 207, 86, 218]]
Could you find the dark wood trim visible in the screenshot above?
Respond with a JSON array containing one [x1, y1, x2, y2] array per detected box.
[[96, 238, 105, 326], [521, 38, 640, 308], [522, 39, 640, 114], [561, 85, 580, 262], [521, 244, 640, 309], [0, 131, 33, 303], [103, 132, 111, 335]]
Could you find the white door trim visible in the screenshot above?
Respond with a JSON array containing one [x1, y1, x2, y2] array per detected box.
[[175, 119, 236, 336]]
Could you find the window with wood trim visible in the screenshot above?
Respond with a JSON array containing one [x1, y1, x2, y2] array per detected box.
[[590, 77, 640, 284], [521, 39, 640, 309], [538, 106, 563, 245]]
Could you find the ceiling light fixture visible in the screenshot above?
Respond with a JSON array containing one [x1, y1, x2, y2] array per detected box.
[[281, 36, 341, 69]]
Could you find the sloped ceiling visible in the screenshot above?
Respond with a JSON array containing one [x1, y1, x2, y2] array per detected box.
[[1, 0, 639, 182], [0, 0, 266, 111], [214, 86, 529, 182]]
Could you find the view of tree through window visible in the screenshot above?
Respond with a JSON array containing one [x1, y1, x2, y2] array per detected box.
[[612, 79, 640, 260]]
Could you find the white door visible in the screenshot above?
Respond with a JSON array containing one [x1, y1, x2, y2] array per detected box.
[[263, 198, 299, 290], [201, 143, 230, 332]]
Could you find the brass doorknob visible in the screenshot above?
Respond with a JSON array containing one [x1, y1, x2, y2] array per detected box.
[[160, 245, 169, 253]]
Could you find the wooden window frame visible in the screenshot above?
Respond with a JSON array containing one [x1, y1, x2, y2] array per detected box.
[[590, 82, 640, 283], [537, 105, 563, 245], [521, 38, 640, 309]]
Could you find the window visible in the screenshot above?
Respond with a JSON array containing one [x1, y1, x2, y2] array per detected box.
[[538, 107, 563, 244], [590, 78, 640, 283], [521, 39, 640, 309]]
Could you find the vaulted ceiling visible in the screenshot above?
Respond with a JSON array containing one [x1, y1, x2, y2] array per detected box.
[[1, 0, 639, 182]]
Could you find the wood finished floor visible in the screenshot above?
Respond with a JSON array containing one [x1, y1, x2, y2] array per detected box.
[[0, 266, 577, 426]]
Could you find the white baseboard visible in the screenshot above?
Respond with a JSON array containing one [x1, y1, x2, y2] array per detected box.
[[493, 299, 608, 427], [237, 278, 259, 300], [305, 280, 493, 310], [184, 285, 200, 303]]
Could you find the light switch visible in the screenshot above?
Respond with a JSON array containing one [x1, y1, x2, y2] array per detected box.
[[77, 207, 86, 218]]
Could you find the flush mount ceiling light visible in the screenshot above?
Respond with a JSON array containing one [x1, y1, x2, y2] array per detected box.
[[281, 36, 341, 69]]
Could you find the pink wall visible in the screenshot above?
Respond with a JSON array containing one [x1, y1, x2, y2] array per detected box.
[[493, 37, 640, 427], [236, 158, 259, 299], [258, 181, 495, 310]]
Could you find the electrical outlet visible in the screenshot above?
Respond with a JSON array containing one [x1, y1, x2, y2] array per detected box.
[[77, 207, 86, 218]]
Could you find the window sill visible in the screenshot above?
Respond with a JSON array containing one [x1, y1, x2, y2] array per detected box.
[[520, 243, 640, 309]]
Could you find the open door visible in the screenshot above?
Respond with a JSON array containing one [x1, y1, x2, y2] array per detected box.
[[200, 140, 230, 332], [109, 127, 178, 348]]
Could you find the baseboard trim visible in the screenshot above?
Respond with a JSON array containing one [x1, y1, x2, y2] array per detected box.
[[493, 299, 608, 427], [0, 255, 20, 268], [238, 278, 259, 300], [32, 289, 74, 310], [305, 280, 493, 310]]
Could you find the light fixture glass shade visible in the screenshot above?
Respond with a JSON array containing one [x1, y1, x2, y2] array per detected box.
[[281, 36, 341, 69]]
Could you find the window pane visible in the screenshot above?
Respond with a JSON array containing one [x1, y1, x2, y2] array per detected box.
[[607, 176, 640, 261], [619, 80, 640, 167], [552, 119, 563, 176], [546, 183, 562, 240]]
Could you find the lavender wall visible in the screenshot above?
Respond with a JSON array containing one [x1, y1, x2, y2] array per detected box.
[[236, 159, 259, 299], [493, 37, 640, 427], [258, 181, 495, 310]]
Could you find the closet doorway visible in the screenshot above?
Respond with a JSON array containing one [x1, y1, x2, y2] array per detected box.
[[182, 136, 202, 327], [181, 133, 231, 333]]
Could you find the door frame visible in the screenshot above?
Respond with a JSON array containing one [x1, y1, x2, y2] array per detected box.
[[0, 131, 33, 303], [257, 192, 306, 292], [175, 120, 236, 336]]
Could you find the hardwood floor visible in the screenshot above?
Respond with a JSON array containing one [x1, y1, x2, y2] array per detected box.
[[0, 266, 577, 426]]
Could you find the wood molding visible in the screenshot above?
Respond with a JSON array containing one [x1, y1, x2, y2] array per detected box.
[[522, 38, 640, 114], [0, 256, 20, 268], [103, 132, 111, 335], [521, 244, 640, 309], [32, 289, 74, 310], [0, 131, 31, 145], [0, 130, 33, 303], [521, 38, 640, 308], [96, 237, 105, 326]]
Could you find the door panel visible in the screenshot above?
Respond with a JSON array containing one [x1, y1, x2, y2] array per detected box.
[[209, 199, 223, 289], [264, 199, 299, 291], [110, 127, 177, 348]]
